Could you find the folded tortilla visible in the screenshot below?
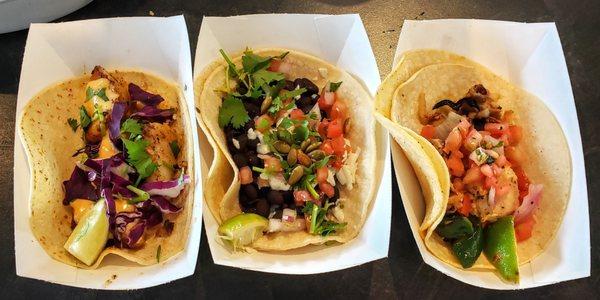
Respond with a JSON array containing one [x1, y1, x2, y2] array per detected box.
[[18, 70, 195, 268], [196, 48, 385, 251], [375, 50, 571, 269]]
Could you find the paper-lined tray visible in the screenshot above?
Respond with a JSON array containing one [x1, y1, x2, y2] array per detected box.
[[390, 19, 590, 289], [194, 14, 392, 274], [13, 15, 203, 289]]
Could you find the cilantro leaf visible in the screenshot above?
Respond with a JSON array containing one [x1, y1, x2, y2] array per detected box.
[[169, 140, 180, 158], [252, 69, 285, 87], [302, 201, 346, 236], [279, 117, 293, 129], [79, 106, 91, 129], [122, 138, 157, 183], [219, 49, 239, 78], [268, 97, 283, 114], [279, 87, 306, 101], [329, 81, 343, 92], [242, 51, 272, 73], [121, 118, 142, 139], [67, 118, 78, 132], [86, 87, 109, 101], [218, 95, 250, 129]]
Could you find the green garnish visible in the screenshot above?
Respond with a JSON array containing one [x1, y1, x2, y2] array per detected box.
[[122, 138, 157, 184], [253, 69, 285, 88], [121, 118, 142, 139], [79, 106, 91, 129], [218, 95, 250, 129], [293, 120, 310, 142], [169, 140, 180, 158], [86, 87, 109, 102], [67, 118, 78, 132], [219, 49, 239, 78], [302, 201, 346, 236], [156, 245, 162, 263], [126, 185, 150, 203], [329, 81, 343, 92], [252, 166, 266, 173]]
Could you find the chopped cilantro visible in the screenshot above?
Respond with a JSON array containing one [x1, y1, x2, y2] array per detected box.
[[293, 120, 310, 142], [67, 118, 78, 132], [122, 138, 157, 184], [218, 95, 250, 129], [169, 140, 180, 158], [79, 106, 91, 129], [121, 118, 142, 139], [329, 81, 343, 92], [242, 51, 272, 73], [279, 88, 306, 101], [302, 201, 346, 236], [252, 69, 285, 87], [219, 49, 239, 78], [86, 87, 109, 102]]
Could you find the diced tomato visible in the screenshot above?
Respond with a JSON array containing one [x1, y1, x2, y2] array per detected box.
[[267, 59, 282, 72], [293, 190, 313, 206], [515, 215, 535, 242], [508, 125, 523, 145], [457, 118, 471, 137], [319, 182, 335, 198], [445, 152, 465, 177], [463, 166, 483, 185], [239, 166, 253, 185], [458, 194, 472, 216], [255, 114, 274, 132], [327, 118, 344, 138], [330, 100, 347, 120], [320, 140, 335, 155], [443, 128, 462, 153], [263, 156, 282, 173], [484, 175, 497, 189], [420, 125, 436, 139], [317, 119, 329, 137], [452, 178, 464, 193], [484, 123, 509, 138], [513, 167, 530, 201], [318, 91, 335, 110], [505, 146, 524, 167], [331, 136, 347, 156], [290, 108, 305, 120], [316, 166, 329, 184]]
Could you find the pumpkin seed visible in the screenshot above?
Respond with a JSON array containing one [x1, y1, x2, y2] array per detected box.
[[297, 150, 312, 166], [344, 118, 351, 134], [287, 148, 298, 165], [308, 149, 325, 160], [260, 96, 273, 114], [300, 139, 311, 151], [305, 141, 322, 153], [287, 166, 304, 185], [273, 140, 291, 153]]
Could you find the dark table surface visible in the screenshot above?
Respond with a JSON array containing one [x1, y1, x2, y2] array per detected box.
[[0, 0, 598, 298]]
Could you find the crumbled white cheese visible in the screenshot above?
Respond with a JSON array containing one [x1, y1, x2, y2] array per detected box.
[[332, 205, 345, 222], [326, 168, 336, 187], [311, 94, 318, 99], [267, 174, 291, 191], [336, 148, 360, 189], [318, 67, 328, 78], [247, 128, 258, 140], [257, 143, 270, 154], [232, 138, 240, 149]]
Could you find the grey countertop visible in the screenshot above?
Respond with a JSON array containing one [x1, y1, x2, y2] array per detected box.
[[0, 0, 598, 298]]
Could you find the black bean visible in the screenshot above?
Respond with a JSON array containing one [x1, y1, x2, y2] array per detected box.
[[248, 138, 260, 149], [267, 190, 284, 205], [255, 198, 270, 217], [248, 152, 262, 168], [283, 80, 295, 91], [282, 191, 294, 204], [244, 121, 255, 131], [244, 102, 260, 119], [238, 192, 250, 208], [272, 209, 283, 219], [237, 82, 248, 95], [236, 134, 248, 151], [258, 187, 271, 197], [294, 78, 319, 95], [243, 184, 259, 200], [233, 153, 248, 168]]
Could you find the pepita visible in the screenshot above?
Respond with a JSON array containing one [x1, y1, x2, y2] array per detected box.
[[260, 96, 273, 114], [308, 149, 325, 161], [297, 150, 312, 166], [300, 139, 311, 152], [305, 141, 322, 153], [273, 140, 291, 153], [287, 148, 298, 165], [287, 166, 304, 185]]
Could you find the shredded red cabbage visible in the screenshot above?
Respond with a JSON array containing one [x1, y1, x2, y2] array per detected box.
[[149, 196, 181, 214], [131, 105, 174, 122], [140, 174, 190, 198], [129, 83, 164, 106], [108, 102, 127, 142], [62, 166, 99, 205]]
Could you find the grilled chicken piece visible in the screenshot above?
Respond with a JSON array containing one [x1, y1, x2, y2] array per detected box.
[[475, 167, 520, 222]]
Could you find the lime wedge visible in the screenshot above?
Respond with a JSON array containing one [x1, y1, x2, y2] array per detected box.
[[218, 213, 268, 249], [483, 216, 519, 283], [64, 199, 109, 266]]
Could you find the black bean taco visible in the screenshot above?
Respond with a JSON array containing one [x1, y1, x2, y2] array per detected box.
[[196, 48, 386, 251], [375, 50, 571, 282], [18, 66, 195, 268]]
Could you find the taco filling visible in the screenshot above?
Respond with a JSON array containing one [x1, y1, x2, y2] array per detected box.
[[420, 84, 542, 278], [61, 66, 189, 265], [216, 50, 359, 246]]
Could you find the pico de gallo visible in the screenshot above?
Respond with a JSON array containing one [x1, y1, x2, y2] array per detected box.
[[420, 84, 543, 274], [217, 50, 357, 241]]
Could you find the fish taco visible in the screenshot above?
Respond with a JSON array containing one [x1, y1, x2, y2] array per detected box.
[[375, 50, 571, 282], [19, 66, 195, 268], [196, 48, 385, 251]]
